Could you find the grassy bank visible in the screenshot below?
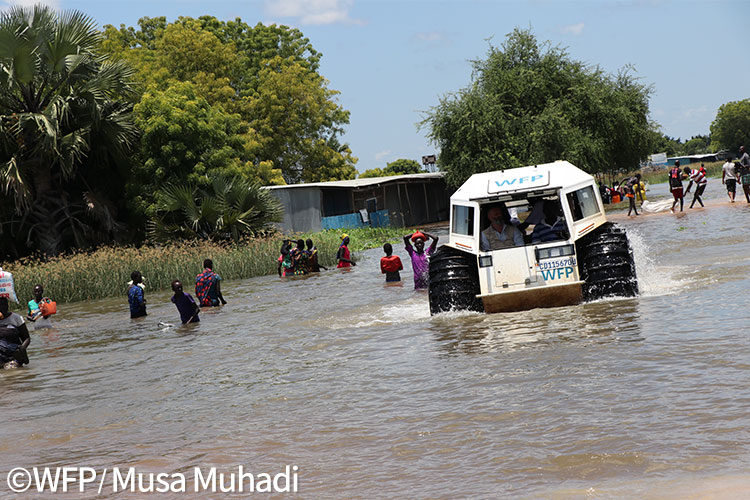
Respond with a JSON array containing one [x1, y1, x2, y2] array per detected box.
[[638, 160, 724, 186], [2, 226, 416, 307]]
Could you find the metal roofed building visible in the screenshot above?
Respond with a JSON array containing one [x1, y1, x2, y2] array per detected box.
[[667, 153, 721, 166], [266, 172, 449, 232]]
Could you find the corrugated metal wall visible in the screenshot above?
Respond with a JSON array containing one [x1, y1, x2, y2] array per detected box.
[[271, 187, 322, 233], [271, 177, 450, 233]]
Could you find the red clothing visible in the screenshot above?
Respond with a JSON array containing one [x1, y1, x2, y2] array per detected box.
[[380, 255, 403, 273], [337, 244, 352, 268]]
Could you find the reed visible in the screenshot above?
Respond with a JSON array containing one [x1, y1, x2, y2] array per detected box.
[[2, 226, 417, 307]]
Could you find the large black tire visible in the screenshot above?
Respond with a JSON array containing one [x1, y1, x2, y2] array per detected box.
[[576, 222, 638, 301], [428, 245, 484, 315]]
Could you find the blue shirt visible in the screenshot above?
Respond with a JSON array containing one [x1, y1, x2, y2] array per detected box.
[[128, 285, 146, 318], [531, 217, 567, 244]]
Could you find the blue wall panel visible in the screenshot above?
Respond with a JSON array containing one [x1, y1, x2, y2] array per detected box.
[[321, 209, 390, 230]]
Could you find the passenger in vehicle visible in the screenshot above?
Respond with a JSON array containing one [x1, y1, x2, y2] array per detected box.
[[480, 203, 524, 251], [531, 201, 569, 244]]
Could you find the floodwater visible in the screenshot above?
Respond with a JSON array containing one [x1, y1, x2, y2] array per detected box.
[[3, 181, 750, 499]]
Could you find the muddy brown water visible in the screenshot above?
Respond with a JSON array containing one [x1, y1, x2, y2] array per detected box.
[[3, 182, 750, 499]]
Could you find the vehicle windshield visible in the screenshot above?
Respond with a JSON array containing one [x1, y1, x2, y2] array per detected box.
[[479, 195, 569, 251]]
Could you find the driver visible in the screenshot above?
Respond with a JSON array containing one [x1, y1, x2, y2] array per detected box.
[[531, 200, 568, 243], [480, 203, 524, 251]]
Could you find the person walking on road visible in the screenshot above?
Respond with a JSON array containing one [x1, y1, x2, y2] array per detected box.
[[625, 174, 641, 216], [684, 166, 707, 208], [722, 157, 739, 202], [669, 160, 685, 213], [739, 146, 750, 203]]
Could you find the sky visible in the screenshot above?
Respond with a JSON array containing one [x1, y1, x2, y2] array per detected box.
[[6, 0, 748, 173]]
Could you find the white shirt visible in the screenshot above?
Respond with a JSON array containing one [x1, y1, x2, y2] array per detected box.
[[0, 313, 24, 328], [723, 161, 736, 179]]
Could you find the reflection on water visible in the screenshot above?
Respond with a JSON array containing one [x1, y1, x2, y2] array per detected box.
[[3, 182, 750, 498]]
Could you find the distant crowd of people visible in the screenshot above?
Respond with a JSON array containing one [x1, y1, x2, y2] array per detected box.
[[597, 146, 750, 215], [277, 238, 328, 276], [668, 146, 750, 212], [599, 174, 646, 216]]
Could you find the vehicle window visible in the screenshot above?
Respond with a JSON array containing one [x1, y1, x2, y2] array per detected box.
[[566, 186, 600, 221], [452, 205, 474, 235]]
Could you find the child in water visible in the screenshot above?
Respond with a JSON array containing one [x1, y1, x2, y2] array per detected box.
[[380, 243, 403, 282], [127, 271, 147, 318], [171, 280, 200, 324]]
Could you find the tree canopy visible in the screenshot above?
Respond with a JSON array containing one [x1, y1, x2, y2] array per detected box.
[[0, 5, 137, 256], [360, 158, 423, 178], [102, 16, 356, 189], [422, 28, 654, 189], [710, 99, 750, 153]]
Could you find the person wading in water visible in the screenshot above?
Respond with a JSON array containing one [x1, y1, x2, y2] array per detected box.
[[403, 230, 438, 289]]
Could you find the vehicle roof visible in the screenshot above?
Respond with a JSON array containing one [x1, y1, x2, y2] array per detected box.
[[451, 160, 594, 203]]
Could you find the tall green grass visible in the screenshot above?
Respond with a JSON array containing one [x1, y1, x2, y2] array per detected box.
[[2, 225, 419, 307]]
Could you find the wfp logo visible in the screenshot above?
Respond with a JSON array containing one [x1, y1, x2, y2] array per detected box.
[[488, 171, 549, 193], [494, 174, 545, 187]]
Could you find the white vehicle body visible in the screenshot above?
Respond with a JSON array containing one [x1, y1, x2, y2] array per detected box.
[[446, 161, 608, 313]]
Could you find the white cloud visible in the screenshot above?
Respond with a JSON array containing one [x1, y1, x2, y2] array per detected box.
[[559, 22, 585, 36], [413, 31, 452, 47], [264, 0, 363, 26], [678, 105, 709, 121], [1, 0, 58, 9], [374, 150, 391, 161]]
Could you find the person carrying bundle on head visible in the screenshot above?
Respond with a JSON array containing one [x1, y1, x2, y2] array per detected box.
[[404, 230, 438, 289]]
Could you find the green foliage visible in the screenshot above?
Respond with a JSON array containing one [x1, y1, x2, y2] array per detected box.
[[148, 174, 283, 243], [360, 158, 423, 178], [0, 5, 137, 257], [101, 16, 356, 189], [359, 167, 387, 178], [648, 129, 682, 157], [130, 81, 284, 217], [422, 28, 654, 189], [246, 56, 357, 183], [710, 99, 750, 152], [385, 158, 422, 175], [681, 135, 712, 155], [195, 16, 321, 96]]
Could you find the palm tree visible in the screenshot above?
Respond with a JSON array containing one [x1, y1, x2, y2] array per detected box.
[[0, 5, 137, 256], [148, 175, 283, 243]]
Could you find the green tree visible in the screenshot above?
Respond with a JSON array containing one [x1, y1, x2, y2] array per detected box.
[[359, 167, 386, 178], [246, 56, 356, 183], [710, 99, 750, 152], [101, 17, 356, 186], [0, 6, 137, 256], [196, 16, 321, 96], [148, 174, 283, 243], [385, 158, 422, 175], [360, 158, 423, 178], [422, 28, 654, 189], [682, 135, 711, 155], [130, 81, 283, 220], [648, 129, 682, 157]]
